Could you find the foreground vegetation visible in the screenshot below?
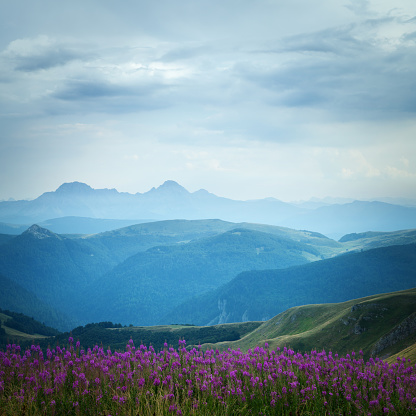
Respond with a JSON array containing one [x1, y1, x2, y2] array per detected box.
[[1, 338, 416, 415]]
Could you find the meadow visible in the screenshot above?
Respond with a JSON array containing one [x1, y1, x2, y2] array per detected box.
[[1, 338, 416, 415]]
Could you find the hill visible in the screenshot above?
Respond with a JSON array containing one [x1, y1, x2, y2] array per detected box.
[[167, 243, 416, 325], [88, 228, 328, 325], [79, 219, 342, 263], [386, 341, 416, 365], [4, 288, 415, 367], [0, 220, 341, 328], [0, 273, 75, 331], [0, 308, 60, 345], [200, 287, 416, 361], [2, 287, 416, 366], [78, 219, 243, 262], [0, 225, 117, 324], [339, 228, 416, 251]]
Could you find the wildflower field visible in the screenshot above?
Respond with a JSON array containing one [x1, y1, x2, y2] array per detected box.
[[1, 338, 416, 415]]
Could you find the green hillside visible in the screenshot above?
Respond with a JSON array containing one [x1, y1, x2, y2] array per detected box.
[[78, 219, 240, 262], [0, 220, 340, 328], [0, 308, 60, 347], [386, 341, 416, 365], [79, 218, 342, 262], [1, 220, 416, 331], [0, 273, 76, 331], [0, 225, 117, 322], [201, 287, 416, 361], [339, 228, 416, 251], [2, 288, 415, 368], [167, 243, 416, 325], [88, 228, 327, 325]]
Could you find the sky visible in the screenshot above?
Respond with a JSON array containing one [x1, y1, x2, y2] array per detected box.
[[1, 0, 416, 202]]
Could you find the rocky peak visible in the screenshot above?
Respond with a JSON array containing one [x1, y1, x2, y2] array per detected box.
[[23, 224, 61, 240]]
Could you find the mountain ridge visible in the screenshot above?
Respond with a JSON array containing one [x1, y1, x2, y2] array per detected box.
[[166, 243, 416, 326], [1, 181, 416, 238], [199, 287, 416, 362]]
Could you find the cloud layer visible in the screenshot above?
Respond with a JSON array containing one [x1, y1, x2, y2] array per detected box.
[[0, 0, 415, 201]]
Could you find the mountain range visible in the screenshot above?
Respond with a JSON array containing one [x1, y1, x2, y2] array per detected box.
[[0, 220, 337, 329], [0, 217, 415, 331], [2, 181, 416, 239], [167, 243, 416, 325]]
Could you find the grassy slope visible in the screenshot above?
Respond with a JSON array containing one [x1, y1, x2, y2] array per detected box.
[[201, 288, 416, 361], [339, 228, 416, 251], [80, 219, 343, 262], [386, 342, 416, 365], [0, 311, 53, 341], [1, 288, 415, 367]]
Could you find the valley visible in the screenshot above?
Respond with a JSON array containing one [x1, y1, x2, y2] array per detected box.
[[1, 182, 416, 415], [2, 288, 416, 366], [0, 181, 415, 365]]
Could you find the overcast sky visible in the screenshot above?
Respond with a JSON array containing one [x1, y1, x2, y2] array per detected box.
[[1, 0, 416, 202]]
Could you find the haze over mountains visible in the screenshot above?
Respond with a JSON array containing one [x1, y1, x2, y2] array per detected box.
[[167, 243, 416, 326], [0, 217, 415, 331], [0, 180, 415, 346], [0, 220, 337, 329], [1, 181, 416, 239]]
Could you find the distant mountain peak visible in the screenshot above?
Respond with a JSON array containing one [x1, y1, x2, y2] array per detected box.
[[55, 182, 94, 194], [149, 180, 189, 194], [23, 224, 61, 240]]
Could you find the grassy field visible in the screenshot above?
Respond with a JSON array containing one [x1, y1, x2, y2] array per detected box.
[[199, 288, 416, 361]]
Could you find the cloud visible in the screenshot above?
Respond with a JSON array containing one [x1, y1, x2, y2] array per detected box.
[[53, 79, 161, 101], [159, 44, 212, 62], [3, 35, 90, 72], [0, 0, 415, 201], [234, 16, 416, 121]]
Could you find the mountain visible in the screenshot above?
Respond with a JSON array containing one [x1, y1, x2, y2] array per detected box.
[[0, 225, 117, 323], [87, 227, 330, 326], [166, 243, 416, 325], [2, 219, 416, 329], [2, 181, 416, 239], [78, 219, 243, 263], [87, 223, 338, 325], [0, 181, 302, 226], [79, 219, 342, 263], [0, 308, 61, 348], [339, 229, 416, 251], [0, 182, 140, 223], [0, 220, 341, 328], [0, 273, 75, 331], [201, 287, 416, 361], [281, 200, 416, 240]]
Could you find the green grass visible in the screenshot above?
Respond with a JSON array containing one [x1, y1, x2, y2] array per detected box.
[[387, 341, 416, 365], [202, 288, 416, 361]]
